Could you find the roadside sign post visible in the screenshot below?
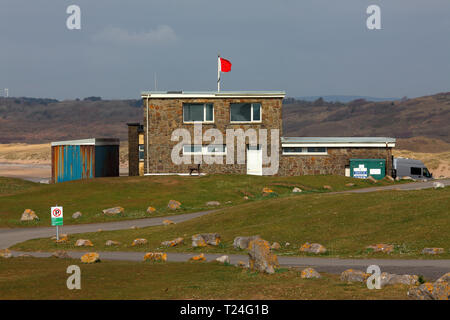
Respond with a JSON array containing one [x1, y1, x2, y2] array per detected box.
[[51, 206, 63, 241]]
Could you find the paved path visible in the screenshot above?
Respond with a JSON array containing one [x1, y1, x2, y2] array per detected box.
[[9, 250, 450, 281], [2, 179, 449, 280]]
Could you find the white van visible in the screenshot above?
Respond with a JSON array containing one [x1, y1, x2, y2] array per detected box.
[[392, 157, 433, 180]]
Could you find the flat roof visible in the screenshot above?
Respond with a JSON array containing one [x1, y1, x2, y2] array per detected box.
[[51, 138, 120, 147], [281, 137, 396, 148], [141, 91, 286, 99]]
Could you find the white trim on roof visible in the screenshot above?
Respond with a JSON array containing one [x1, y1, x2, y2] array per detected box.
[[141, 91, 286, 99], [51, 138, 120, 147], [281, 137, 396, 148]]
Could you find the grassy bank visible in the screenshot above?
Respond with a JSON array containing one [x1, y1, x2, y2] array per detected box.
[[13, 187, 450, 259], [0, 257, 408, 300], [0, 174, 397, 228]]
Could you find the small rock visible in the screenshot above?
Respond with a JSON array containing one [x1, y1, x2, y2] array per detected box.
[[285, 242, 291, 247], [422, 248, 445, 255], [345, 183, 355, 187], [401, 176, 415, 181], [75, 239, 93, 247], [161, 237, 184, 247], [130, 226, 138, 230], [262, 187, 274, 194], [18, 254, 33, 258], [206, 201, 221, 206], [102, 207, 124, 216], [146, 206, 156, 214], [299, 242, 327, 254], [243, 196, 249, 200], [340, 269, 370, 283], [384, 175, 395, 182], [51, 233, 68, 240], [433, 182, 445, 189], [0, 249, 12, 259], [367, 176, 378, 183], [72, 211, 82, 219], [55, 235, 69, 244], [225, 201, 232, 204], [300, 268, 321, 279], [395, 176, 401, 181], [366, 243, 394, 254], [380, 272, 419, 287], [162, 219, 175, 225], [192, 233, 221, 247], [292, 187, 302, 193], [248, 239, 279, 274], [271, 242, 281, 250], [191, 234, 207, 247], [97, 229, 103, 232], [52, 250, 71, 259], [143, 252, 167, 262], [190, 253, 206, 261], [237, 260, 249, 268], [216, 255, 230, 264], [80, 252, 100, 264], [233, 235, 261, 250], [131, 238, 148, 246], [168, 200, 181, 210], [20, 209, 39, 222], [323, 185, 332, 190], [105, 240, 121, 246]]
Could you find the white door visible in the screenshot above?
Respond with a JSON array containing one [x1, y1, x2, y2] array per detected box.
[[247, 146, 262, 175]]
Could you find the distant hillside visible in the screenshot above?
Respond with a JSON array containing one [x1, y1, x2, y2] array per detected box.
[[297, 95, 400, 103], [1, 93, 449, 152], [283, 93, 450, 151]]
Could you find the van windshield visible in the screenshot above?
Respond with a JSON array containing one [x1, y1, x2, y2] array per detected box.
[[423, 168, 432, 178]]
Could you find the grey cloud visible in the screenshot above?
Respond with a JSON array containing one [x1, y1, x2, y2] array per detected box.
[[91, 25, 178, 46]]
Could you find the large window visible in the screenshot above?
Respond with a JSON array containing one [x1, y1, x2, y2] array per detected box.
[[230, 103, 261, 122], [410, 167, 422, 175], [282, 147, 328, 155], [183, 103, 214, 123], [183, 145, 227, 155]]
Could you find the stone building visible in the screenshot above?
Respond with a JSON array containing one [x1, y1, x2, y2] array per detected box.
[[128, 91, 395, 178]]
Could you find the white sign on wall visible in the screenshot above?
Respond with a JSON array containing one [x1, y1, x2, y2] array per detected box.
[[353, 164, 368, 179]]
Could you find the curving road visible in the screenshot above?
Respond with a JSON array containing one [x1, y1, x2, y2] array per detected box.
[[2, 179, 450, 280]]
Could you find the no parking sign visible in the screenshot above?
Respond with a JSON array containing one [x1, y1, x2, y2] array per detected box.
[[51, 206, 63, 226]]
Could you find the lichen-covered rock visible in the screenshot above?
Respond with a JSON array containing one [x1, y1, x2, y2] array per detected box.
[[384, 175, 394, 182], [422, 248, 444, 255], [262, 187, 274, 194], [168, 200, 181, 210], [55, 235, 69, 244], [299, 242, 327, 254], [105, 240, 121, 246], [366, 243, 394, 253], [51, 233, 68, 240], [162, 219, 175, 225], [271, 242, 281, 250], [233, 235, 261, 250], [292, 187, 302, 193], [206, 201, 221, 206], [190, 253, 206, 261], [367, 176, 378, 183], [161, 237, 184, 247], [72, 211, 82, 219], [52, 250, 71, 259], [146, 206, 156, 214], [143, 252, 167, 262], [248, 239, 279, 274], [401, 176, 415, 181], [323, 185, 332, 190], [102, 207, 124, 216], [0, 249, 12, 258], [21, 209, 39, 221], [192, 233, 220, 247], [237, 260, 249, 268], [75, 239, 93, 247], [340, 269, 370, 283], [345, 183, 355, 187], [300, 268, 321, 279], [408, 274, 449, 300], [216, 255, 230, 264], [380, 272, 419, 287], [131, 238, 148, 246], [80, 252, 100, 264]]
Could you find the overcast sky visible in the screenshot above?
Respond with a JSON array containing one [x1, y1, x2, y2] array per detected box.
[[1, 0, 450, 100]]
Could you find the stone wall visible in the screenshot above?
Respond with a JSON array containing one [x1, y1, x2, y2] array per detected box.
[[279, 147, 393, 176], [127, 124, 141, 176], [143, 97, 283, 174]]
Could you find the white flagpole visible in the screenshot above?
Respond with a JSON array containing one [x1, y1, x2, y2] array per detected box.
[[217, 54, 221, 92]]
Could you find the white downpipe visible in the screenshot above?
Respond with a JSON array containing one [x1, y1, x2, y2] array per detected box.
[[146, 97, 149, 174]]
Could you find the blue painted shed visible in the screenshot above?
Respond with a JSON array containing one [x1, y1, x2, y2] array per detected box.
[[51, 138, 120, 183]]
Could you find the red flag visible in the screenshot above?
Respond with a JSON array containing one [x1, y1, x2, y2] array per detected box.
[[219, 58, 232, 72]]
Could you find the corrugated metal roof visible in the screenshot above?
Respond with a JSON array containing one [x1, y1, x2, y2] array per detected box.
[[141, 91, 286, 99], [51, 138, 120, 147]]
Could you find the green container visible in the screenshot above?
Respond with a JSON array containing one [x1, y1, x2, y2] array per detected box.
[[350, 159, 386, 180]]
